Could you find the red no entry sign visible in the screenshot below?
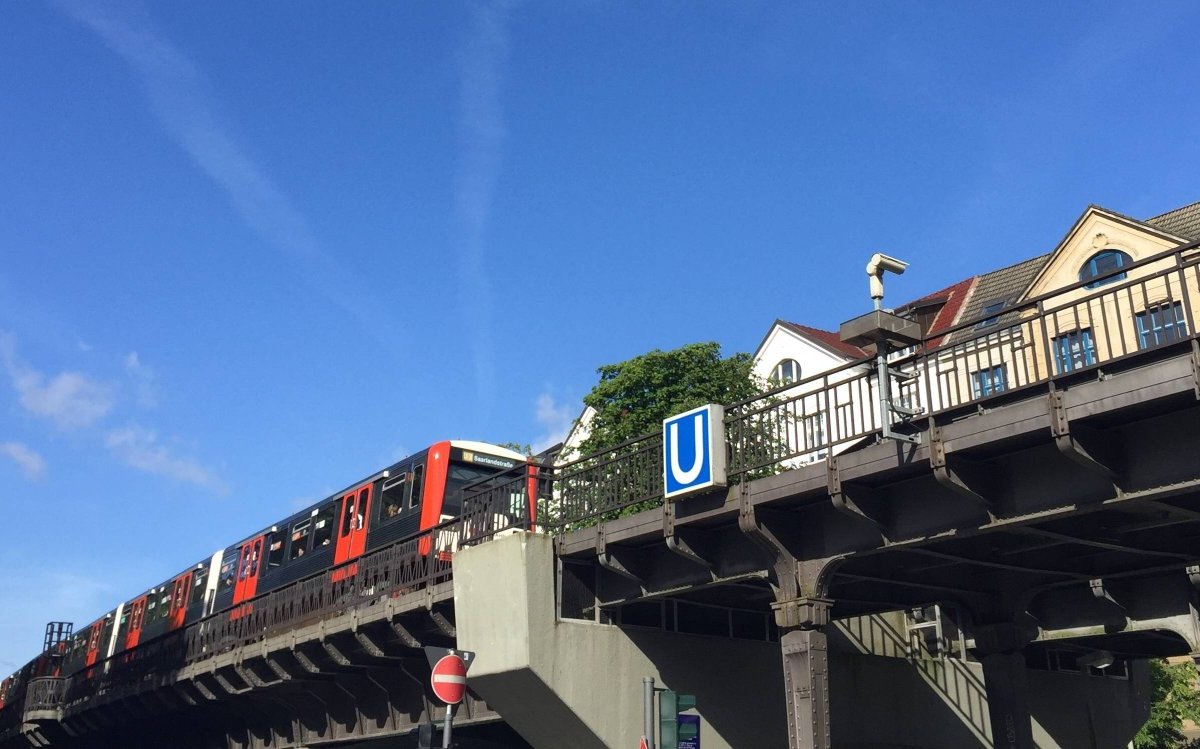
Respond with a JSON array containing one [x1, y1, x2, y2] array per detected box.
[[430, 654, 468, 704]]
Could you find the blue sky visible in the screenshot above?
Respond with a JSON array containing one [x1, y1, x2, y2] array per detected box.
[[2, 0, 1199, 670]]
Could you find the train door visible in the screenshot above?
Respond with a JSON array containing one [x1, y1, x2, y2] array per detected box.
[[84, 622, 105, 667], [232, 536, 265, 605], [168, 571, 193, 630], [124, 596, 147, 650], [333, 485, 372, 565]]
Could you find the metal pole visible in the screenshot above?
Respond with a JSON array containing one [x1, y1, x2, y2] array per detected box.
[[443, 703, 453, 748], [643, 676, 656, 749], [876, 342, 891, 437]]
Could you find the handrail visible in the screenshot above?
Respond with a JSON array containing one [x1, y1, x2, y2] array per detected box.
[[549, 237, 1200, 527], [23, 677, 65, 713]]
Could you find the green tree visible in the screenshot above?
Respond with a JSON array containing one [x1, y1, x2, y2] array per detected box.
[[498, 442, 534, 456], [1135, 659, 1200, 748], [577, 341, 762, 456], [547, 342, 767, 529]]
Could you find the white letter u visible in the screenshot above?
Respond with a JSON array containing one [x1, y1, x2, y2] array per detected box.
[[669, 416, 706, 485]]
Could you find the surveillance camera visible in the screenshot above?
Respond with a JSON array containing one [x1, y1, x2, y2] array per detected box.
[[1076, 650, 1115, 670], [866, 253, 909, 277], [866, 253, 910, 303]]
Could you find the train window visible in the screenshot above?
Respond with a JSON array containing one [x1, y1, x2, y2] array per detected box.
[[173, 581, 188, 611], [341, 495, 356, 536], [267, 535, 286, 569], [157, 589, 172, 620], [219, 560, 236, 591], [312, 504, 336, 548], [449, 464, 493, 485], [410, 464, 425, 509], [289, 519, 312, 560], [237, 545, 259, 581], [381, 473, 409, 521], [356, 487, 368, 529], [193, 566, 208, 595]]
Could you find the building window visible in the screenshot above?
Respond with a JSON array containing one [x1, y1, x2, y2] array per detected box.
[[1136, 302, 1187, 349], [1079, 250, 1131, 289], [1053, 329, 1096, 373], [977, 301, 1006, 328], [773, 359, 801, 385], [971, 365, 1007, 398]]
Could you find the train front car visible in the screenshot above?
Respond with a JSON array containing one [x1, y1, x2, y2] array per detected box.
[[205, 440, 529, 623], [370, 441, 530, 556]]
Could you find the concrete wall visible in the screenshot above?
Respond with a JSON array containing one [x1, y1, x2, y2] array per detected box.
[[454, 531, 787, 748]]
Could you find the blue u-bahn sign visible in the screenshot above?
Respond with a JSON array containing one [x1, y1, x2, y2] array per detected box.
[[663, 404, 727, 500]]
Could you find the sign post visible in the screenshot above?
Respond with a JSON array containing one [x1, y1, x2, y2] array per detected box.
[[642, 677, 656, 749], [424, 647, 475, 748]]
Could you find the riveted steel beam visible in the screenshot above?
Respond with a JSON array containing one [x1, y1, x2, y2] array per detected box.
[[664, 500, 715, 570], [389, 621, 422, 649], [429, 610, 456, 639], [1049, 391, 1120, 482], [827, 456, 889, 540], [596, 524, 645, 583], [929, 422, 995, 515]]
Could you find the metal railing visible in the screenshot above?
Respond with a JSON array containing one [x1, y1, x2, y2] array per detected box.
[[23, 677, 65, 714], [547, 239, 1200, 527]]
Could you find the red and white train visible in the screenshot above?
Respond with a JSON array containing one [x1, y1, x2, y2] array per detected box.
[[0, 440, 531, 712]]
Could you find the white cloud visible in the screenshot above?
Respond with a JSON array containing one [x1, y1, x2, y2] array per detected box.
[[454, 1, 518, 410], [124, 351, 157, 408], [531, 391, 575, 454], [0, 333, 114, 431], [58, 2, 394, 344], [0, 442, 46, 480], [105, 425, 226, 494]]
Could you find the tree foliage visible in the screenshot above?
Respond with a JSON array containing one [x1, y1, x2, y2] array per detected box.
[[577, 342, 762, 456], [1135, 659, 1200, 749], [498, 442, 534, 457]]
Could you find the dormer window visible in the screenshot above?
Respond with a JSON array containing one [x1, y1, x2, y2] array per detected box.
[[773, 359, 800, 385], [976, 300, 1006, 328], [1079, 250, 1131, 289]]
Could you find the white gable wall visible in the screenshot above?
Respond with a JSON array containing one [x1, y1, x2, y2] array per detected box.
[[751, 324, 852, 386]]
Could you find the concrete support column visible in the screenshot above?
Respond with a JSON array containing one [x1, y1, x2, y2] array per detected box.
[[775, 597, 832, 749]]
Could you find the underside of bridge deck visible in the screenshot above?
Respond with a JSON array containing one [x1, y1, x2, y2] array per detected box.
[[556, 351, 1200, 749], [3, 598, 517, 749]]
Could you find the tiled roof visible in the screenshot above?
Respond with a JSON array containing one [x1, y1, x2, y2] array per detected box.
[[898, 277, 977, 343], [779, 321, 868, 360], [948, 254, 1051, 343], [771, 200, 1199, 356], [1145, 200, 1200, 241]]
